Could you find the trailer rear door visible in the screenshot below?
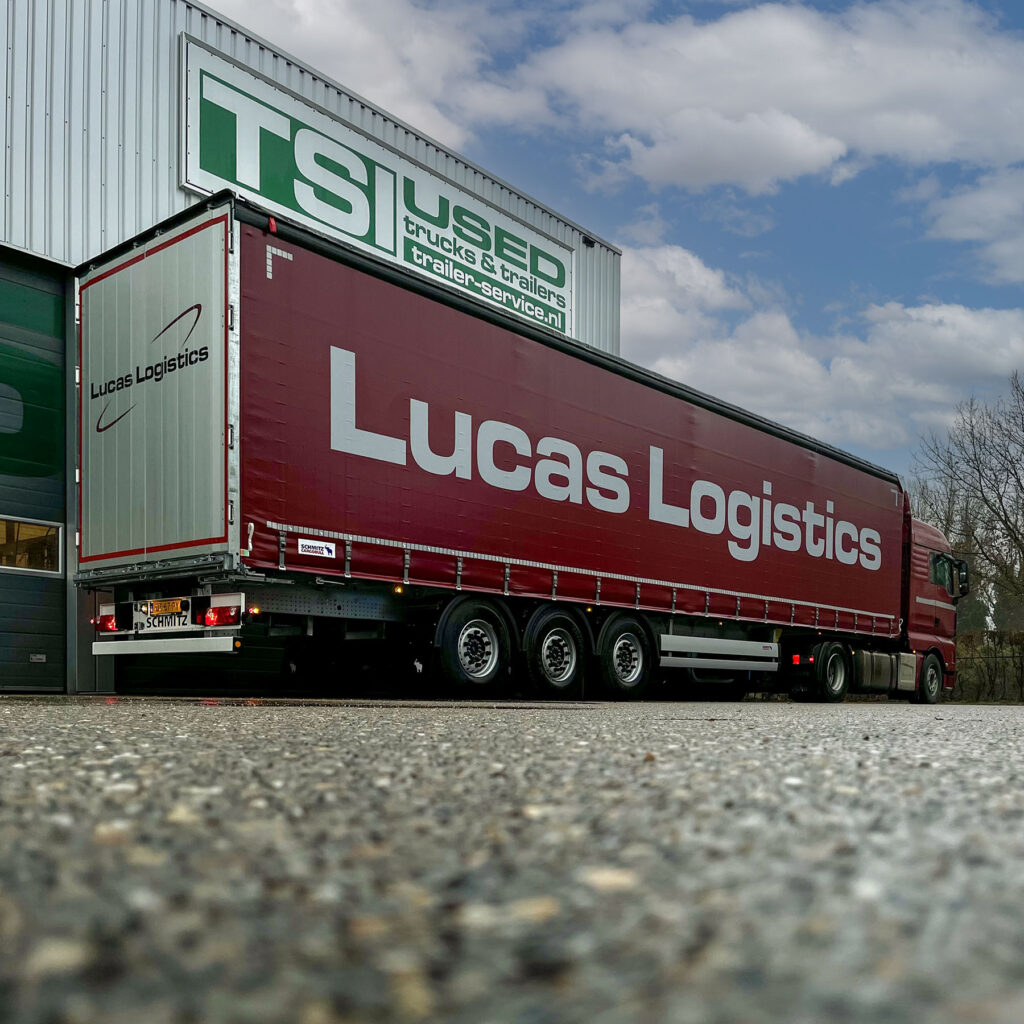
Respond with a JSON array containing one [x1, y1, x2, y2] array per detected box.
[[78, 204, 232, 570]]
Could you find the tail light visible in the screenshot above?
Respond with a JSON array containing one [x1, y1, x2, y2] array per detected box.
[[96, 603, 120, 633], [204, 605, 240, 626]]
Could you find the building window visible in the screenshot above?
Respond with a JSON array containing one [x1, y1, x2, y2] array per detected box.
[[0, 517, 62, 576]]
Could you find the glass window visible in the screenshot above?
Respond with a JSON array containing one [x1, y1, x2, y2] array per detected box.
[[0, 517, 61, 574], [929, 553, 954, 595]]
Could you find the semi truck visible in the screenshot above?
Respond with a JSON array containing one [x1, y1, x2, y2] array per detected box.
[[76, 193, 968, 702]]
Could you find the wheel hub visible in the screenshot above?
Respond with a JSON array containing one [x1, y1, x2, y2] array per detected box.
[[612, 633, 643, 686], [825, 651, 846, 694], [540, 628, 577, 684], [457, 619, 498, 680]]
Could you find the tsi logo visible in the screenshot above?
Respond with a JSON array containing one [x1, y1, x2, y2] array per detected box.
[[298, 538, 336, 559]]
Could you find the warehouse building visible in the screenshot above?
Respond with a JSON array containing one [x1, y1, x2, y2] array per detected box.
[[1, 0, 619, 692]]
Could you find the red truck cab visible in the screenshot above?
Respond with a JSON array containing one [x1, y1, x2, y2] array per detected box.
[[906, 517, 969, 697]]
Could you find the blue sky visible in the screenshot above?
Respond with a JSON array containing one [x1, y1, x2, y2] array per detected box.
[[208, 0, 1024, 478]]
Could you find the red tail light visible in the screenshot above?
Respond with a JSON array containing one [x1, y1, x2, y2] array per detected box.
[[204, 605, 240, 626]]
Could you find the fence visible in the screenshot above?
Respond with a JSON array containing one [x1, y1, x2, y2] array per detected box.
[[953, 632, 1024, 702]]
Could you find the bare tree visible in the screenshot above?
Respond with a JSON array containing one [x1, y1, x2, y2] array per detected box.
[[911, 459, 986, 632], [915, 372, 1024, 608]]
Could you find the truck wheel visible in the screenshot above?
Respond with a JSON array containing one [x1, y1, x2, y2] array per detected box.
[[525, 609, 585, 696], [439, 601, 510, 689], [816, 642, 849, 702], [914, 653, 943, 705], [596, 616, 652, 699]]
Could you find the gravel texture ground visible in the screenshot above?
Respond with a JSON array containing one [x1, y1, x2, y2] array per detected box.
[[2, 696, 1024, 1024]]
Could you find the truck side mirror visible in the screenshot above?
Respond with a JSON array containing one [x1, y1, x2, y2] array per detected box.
[[957, 560, 970, 598]]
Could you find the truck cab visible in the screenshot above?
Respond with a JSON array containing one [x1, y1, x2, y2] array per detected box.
[[906, 518, 969, 697]]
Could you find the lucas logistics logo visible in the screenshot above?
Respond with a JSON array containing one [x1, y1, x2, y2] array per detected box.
[[89, 304, 209, 433]]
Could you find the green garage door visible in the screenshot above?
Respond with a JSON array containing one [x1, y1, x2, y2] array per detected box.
[[0, 252, 66, 690]]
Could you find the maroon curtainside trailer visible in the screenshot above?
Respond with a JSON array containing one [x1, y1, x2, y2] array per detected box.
[[77, 194, 967, 702]]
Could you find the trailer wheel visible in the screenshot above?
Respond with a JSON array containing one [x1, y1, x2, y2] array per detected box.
[[914, 653, 943, 705], [816, 642, 849, 702], [596, 616, 652, 699], [438, 601, 510, 688], [525, 609, 585, 696]]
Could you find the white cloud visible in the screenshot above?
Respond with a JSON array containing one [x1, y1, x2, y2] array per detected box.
[[563, 0, 656, 30], [202, 0, 538, 149], [510, 0, 1024, 193], [206, 1, 1024, 196], [857, 301, 1024, 383], [898, 175, 943, 204], [615, 109, 846, 195], [923, 168, 1024, 283], [619, 243, 749, 364], [618, 203, 671, 246], [620, 242, 1024, 452], [700, 195, 775, 238]]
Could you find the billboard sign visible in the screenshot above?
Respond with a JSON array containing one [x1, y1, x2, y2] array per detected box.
[[182, 39, 573, 335]]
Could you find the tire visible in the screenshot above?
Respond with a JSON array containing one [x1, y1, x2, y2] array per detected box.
[[525, 609, 586, 696], [595, 616, 653, 699], [438, 600, 510, 689], [815, 642, 849, 703], [914, 653, 943, 705]]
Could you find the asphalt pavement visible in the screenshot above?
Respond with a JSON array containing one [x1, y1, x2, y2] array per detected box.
[[2, 695, 1024, 1023]]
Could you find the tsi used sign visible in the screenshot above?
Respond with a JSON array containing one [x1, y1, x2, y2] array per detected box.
[[182, 39, 573, 335]]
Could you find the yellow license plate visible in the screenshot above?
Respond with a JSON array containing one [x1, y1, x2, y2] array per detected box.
[[150, 599, 182, 616]]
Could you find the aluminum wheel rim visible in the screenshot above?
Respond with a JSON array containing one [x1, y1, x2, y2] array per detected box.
[[825, 651, 846, 694], [923, 661, 940, 699], [612, 632, 643, 686], [457, 618, 499, 680], [540, 627, 577, 686]]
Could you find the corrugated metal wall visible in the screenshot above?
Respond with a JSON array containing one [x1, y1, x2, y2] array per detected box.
[[1, 0, 619, 353]]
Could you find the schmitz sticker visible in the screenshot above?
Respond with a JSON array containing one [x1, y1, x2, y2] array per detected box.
[[298, 538, 336, 558]]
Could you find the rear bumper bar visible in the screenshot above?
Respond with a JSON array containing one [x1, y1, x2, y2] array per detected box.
[[92, 635, 238, 656]]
